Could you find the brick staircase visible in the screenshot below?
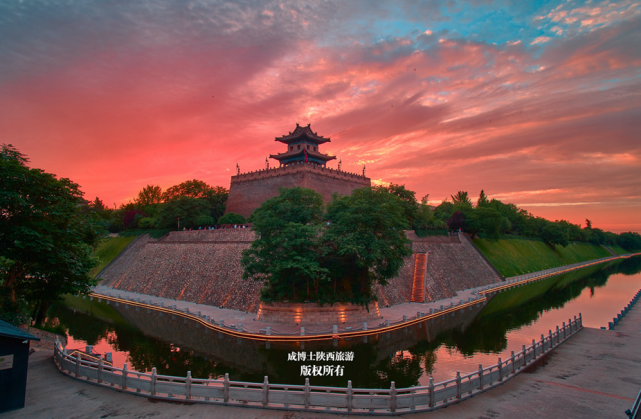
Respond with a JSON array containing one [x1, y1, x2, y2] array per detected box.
[[411, 253, 427, 303]]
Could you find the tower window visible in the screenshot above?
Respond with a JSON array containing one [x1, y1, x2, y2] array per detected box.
[[297, 145, 300, 150]]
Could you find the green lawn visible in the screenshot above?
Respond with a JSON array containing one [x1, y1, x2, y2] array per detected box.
[[473, 238, 613, 277], [89, 236, 135, 277]]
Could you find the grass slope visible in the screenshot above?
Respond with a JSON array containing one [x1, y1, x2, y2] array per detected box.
[[472, 238, 612, 277], [89, 236, 136, 277]]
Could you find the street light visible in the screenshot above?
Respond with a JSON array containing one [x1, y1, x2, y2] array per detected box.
[[177, 217, 182, 230]]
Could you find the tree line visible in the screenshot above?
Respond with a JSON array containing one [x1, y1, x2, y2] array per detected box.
[[429, 190, 641, 251], [85, 180, 244, 234]]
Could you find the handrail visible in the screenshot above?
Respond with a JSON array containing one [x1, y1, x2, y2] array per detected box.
[[605, 289, 640, 330], [54, 316, 582, 415], [626, 388, 641, 419]]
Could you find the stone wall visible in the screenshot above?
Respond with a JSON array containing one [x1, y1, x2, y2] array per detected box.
[[256, 302, 381, 325], [98, 230, 502, 314], [98, 231, 262, 313], [225, 163, 371, 218]]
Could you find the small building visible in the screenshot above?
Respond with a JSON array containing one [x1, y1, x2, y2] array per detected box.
[[225, 124, 371, 218], [0, 320, 40, 413]]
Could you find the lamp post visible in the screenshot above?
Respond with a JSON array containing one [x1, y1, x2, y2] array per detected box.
[[177, 217, 181, 230]]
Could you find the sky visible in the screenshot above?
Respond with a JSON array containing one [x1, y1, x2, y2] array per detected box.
[[1, 0, 640, 233]]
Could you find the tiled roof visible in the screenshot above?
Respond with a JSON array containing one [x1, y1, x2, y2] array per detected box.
[[269, 148, 336, 162], [275, 123, 330, 144], [0, 319, 40, 341]]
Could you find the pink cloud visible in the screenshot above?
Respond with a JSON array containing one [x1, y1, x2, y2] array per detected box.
[[0, 2, 639, 232]]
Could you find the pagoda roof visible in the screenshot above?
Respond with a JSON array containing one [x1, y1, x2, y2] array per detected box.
[[275, 123, 330, 145], [269, 148, 336, 162]]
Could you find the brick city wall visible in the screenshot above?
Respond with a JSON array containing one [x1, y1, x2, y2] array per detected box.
[[225, 163, 371, 218], [256, 301, 381, 325], [98, 231, 261, 313], [98, 230, 503, 315]]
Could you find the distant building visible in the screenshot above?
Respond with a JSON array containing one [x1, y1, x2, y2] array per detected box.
[[225, 124, 371, 218]]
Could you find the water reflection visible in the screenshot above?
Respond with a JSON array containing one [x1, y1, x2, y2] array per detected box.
[[51, 256, 641, 388]]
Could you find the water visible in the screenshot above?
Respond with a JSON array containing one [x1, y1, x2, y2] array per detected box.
[[49, 256, 641, 388]]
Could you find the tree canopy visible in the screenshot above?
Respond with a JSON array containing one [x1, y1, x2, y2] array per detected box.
[[0, 144, 105, 324], [241, 187, 411, 305]]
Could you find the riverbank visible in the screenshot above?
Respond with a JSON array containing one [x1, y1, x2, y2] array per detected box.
[[7, 287, 640, 418]]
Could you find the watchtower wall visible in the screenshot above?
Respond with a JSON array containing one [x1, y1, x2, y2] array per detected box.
[[225, 163, 371, 218]]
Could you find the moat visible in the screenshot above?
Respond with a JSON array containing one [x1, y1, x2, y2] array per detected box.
[[47, 256, 641, 389]]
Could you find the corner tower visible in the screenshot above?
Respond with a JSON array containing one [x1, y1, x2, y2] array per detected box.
[[224, 124, 371, 218], [270, 124, 336, 166]]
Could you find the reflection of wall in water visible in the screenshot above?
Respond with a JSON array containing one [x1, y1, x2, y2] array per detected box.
[[111, 298, 487, 375]]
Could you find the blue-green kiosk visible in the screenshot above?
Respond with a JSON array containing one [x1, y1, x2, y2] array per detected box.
[[0, 320, 40, 413]]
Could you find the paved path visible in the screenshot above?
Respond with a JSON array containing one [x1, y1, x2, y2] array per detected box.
[[6, 289, 640, 419]]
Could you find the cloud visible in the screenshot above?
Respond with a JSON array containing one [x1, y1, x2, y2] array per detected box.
[[0, 1, 639, 231]]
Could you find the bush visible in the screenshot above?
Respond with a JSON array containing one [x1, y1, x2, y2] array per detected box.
[[218, 212, 246, 225], [138, 217, 157, 229]]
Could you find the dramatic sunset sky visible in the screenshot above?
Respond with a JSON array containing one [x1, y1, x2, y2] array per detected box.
[[1, 0, 640, 232]]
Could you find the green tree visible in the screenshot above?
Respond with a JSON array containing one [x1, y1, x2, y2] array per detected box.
[[617, 232, 641, 251], [450, 191, 472, 207], [162, 180, 228, 221], [475, 207, 503, 239], [135, 185, 163, 206], [322, 187, 412, 302], [156, 196, 210, 229], [477, 190, 490, 207], [541, 223, 569, 248], [241, 187, 327, 301], [218, 213, 246, 225], [434, 201, 455, 223], [384, 184, 419, 227], [0, 144, 103, 324]]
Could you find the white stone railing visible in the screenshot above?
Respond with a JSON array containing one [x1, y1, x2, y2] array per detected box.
[[53, 315, 582, 414]]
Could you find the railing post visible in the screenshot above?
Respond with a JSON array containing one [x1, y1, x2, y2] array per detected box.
[[428, 377, 435, 407], [562, 322, 566, 340], [478, 364, 484, 390], [456, 371, 461, 399], [532, 339, 537, 358], [347, 380, 353, 413], [262, 376, 269, 407], [304, 377, 310, 410], [556, 325, 560, 344], [98, 359, 103, 383], [75, 352, 81, 378], [522, 345, 527, 366], [150, 367, 157, 396], [510, 351, 515, 373], [390, 381, 397, 413], [122, 363, 128, 390], [498, 358, 503, 381], [186, 371, 192, 400], [579, 313, 583, 327], [223, 373, 229, 403]]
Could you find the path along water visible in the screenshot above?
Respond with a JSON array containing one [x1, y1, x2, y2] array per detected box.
[[48, 255, 641, 388]]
